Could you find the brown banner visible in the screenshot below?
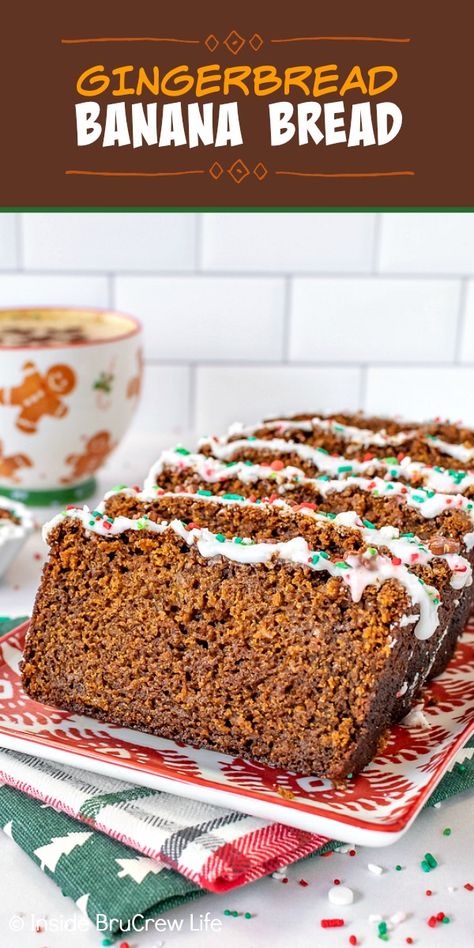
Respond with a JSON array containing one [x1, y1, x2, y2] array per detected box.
[[1, 0, 474, 207]]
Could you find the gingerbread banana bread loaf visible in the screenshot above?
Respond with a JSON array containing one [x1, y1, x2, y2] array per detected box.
[[268, 411, 474, 445], [199, 424, 474, 497], [223, 413, 474, 471], [142, 450, 474, 558], [105, 484, 474, 680], [22, 497, 472, 779], [0, 496, 29, 528], [0, 497, 34, 577], [0, 506, 20, 527], [231, 414, 474, 469]]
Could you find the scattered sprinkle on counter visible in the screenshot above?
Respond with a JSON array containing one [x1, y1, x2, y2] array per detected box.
[[421, 851, 438, 871], [328, 884, 354, 906], [321, 918, 344, 928], [368, 862, 384, 875], [390, 910, 407, 925]]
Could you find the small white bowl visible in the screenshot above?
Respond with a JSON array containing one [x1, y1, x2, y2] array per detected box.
[[0, 496, 34, 580]]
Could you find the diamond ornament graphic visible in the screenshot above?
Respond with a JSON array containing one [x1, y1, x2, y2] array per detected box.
[[253, 162, 268, 181], [209, 162, 224, 180], [249, 33, 264, 51], [224, 30, 245, 55], [204, 34, 219, 53], [228, 159, 250, 183]]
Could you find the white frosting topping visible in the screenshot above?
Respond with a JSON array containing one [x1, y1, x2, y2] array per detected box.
[[106, 482, 473, 589], [226, 416, 418, 446], [197, 435, 474, 495], [221, 415, 474, 463], [44, 492, 473, 642], [426, 437, 474, 463], [0, 497, 34, 545], [144, 451, 474, 548]]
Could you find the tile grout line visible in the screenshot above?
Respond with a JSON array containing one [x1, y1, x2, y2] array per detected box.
[[0, 268, 471, 281], [187, 363, 197, 431], [358, 365, 368, 410], [371, 213, 382, 274], [454, 278, 468, 363], [194, 214, 203, 271], [142, 358, 474, 369], [14, 213, 24, 270], [281, 277, 292, 362], [106, 273, 115, 309]]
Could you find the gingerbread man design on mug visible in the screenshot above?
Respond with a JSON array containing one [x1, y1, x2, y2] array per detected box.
[[0, 441, 33, 483], [126, 347, 143, 400], [0, 307, 142, 501], [61, 431, 116, 484], [0, 360, 77, 434]]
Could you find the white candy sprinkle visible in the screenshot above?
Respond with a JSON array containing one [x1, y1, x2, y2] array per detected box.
[[334, 843, 355, 854], [328, 884, 354, 906], [390, 911, 407, 925], [448, 886, 456, 893], [401, 706, 431, 728], [368, 863, 384, 875], [369, 914, 384, 924], [433, 802, 442, 809]]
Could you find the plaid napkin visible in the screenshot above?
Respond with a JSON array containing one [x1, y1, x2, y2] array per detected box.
[[1, 618, 473, 940], [1, 744, 473, 943], [0, 748, 327, 891]]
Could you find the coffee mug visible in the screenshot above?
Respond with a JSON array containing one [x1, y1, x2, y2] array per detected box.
[[0, 307, 142, 504]]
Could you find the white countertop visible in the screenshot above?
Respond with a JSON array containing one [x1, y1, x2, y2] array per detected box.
[[1, 432, 473, 947]]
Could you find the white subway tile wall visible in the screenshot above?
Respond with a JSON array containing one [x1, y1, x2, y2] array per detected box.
[[114, 275, 285, 361], [195, 366, 361, 434], [0, 212, 472, 434]]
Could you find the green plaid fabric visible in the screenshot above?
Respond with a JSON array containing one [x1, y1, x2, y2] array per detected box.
[[0, 618, 473, 940], [0, 784, 204, 935]]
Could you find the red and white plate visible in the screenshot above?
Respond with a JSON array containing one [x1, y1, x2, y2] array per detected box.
[[0, 620, 473, 847]]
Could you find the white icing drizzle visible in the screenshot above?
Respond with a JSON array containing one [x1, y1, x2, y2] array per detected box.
[[220, 415, 474, 464], [0, 497, 34, 545], [43, 504, 446, 641], [197, 435, 474, 495], [426, 437, 474, 464], [144, 451, 474, 550], [226, 417, 417, 446], [105, 482, 473, 591], [401, 705, 430, 728]]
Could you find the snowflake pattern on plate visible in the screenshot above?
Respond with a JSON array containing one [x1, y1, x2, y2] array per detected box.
[[0, 620, 472, 843]]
